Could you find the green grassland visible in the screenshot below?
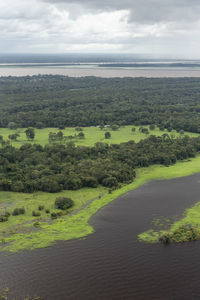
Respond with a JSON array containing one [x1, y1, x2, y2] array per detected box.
[[1, 155, 200, 252], [0, 125, 199, 147]]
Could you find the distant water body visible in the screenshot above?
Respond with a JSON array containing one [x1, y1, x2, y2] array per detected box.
[[2, 65, 200, 77]]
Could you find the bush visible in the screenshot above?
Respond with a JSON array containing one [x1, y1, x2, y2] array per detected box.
[[38, 205, 44, 211], [4, 211, 11, 217], [102, 176, 118, 188], [33, 221, 41, 228], [149, 124, 155, 130], [56, 211, 64, 217], [159, 225, 200, 243], [12, 207, 25, 216], [32, 211, 41, 217], [0, 215, 8, 222], [78, 132, 85, 139], [19, 207, 25, 214], [55, 197, 74, 210], [45, 209, 50, 214], [51, 212, 57, 219], [105, 132, 111, 139]]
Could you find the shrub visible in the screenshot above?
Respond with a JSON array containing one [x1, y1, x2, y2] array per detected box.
[[56, 211, 64, 217], [45, 209, 50, 214], [12, 208, 20, 216], [32, 211, 41, 217], [0, 215, 8, 222], [105, 132, 111, 139], [102, 176, 118, 188], [55, 197, 74, 210], [75, 127, 83, 131], [78, 132, 85, 139], [33, 221, 41, 228], [149, 124, 155, 130], [19, 207, 25, 214], [51, 212, 57, 219], [12, 207, 25, 216], [4, 211, 11, 217], [38, 205, 44, 211]]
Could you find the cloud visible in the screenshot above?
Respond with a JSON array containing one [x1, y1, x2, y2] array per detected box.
[[0, 0, 200, 57], [42, 0, 200, 24]]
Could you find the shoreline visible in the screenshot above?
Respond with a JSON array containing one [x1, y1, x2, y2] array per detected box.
[[2, 155, 200, 253]]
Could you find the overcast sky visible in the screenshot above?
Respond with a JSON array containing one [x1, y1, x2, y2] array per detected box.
[[1, 0, 200, 57]]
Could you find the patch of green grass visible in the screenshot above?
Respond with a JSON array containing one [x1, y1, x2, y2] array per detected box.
[[1, 155, 200, 252], [0, 187, 106, 246], [0, 126, 198, 147]]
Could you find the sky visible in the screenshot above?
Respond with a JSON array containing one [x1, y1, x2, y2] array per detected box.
[[0, 0, 200, 57]]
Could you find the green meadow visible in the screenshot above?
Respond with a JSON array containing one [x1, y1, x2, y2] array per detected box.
[[0, 125, 199, 147], [1, 154, 200, 252], [0, 125, 200, 252]]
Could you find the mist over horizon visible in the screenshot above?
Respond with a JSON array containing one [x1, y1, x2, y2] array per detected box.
[[0, 53, 200, 64]]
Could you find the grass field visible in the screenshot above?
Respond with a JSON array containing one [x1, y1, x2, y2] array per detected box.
[[1, 155, 200, 252], [0, 125, 199, 147]]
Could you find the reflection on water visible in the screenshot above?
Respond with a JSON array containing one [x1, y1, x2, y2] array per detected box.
[[1, 66, 200, 77], [1, 174, 200, 299]]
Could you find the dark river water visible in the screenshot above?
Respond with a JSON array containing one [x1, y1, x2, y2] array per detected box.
[[1, 174, 200, 299]]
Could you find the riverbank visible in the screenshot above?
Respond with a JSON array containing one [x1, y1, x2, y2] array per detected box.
[[1, 155, 200, 253], [139, 191, 200, 244]]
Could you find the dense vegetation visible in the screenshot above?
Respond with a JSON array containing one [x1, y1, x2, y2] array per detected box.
[[1, 76, 200, 132], [159, 225, 200, 244], [0, 134, 199, 193]]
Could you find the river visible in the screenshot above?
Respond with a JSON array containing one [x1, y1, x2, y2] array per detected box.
[[2, 66, 200, 77], [1, 174, 200, 299]]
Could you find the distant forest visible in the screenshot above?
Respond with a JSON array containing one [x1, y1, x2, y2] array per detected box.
[[1, 75, 200, 132]]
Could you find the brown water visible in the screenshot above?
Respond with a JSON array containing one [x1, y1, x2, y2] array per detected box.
[[1, 174, 200, 299], [2, 66, 200, 77]]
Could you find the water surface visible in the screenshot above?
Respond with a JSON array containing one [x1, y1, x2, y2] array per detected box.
[[1, 174, 200, 299], [2, 66, 200, 77]]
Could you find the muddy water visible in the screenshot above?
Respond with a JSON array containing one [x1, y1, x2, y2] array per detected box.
[[1, 66, 200, 77], [1, 174, 200, 299]]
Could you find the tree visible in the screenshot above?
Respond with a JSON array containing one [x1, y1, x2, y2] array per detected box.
[[57, 131, 63, 141], [111, 124, 119, 131], [75, 127, 83, 131], [78, 132, 85, 139], [8, 122, 17, 130], [55, 197, 74, 210], [8, 133, 20, 141], [105, 132, 111, 139], [102, 176, 118, 188], [149, 124, 155, 130], [25, 127, 35, 140], [0, 135, 4, 144]]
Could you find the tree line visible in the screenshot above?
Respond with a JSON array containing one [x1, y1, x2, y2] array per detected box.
[[0, 134, 199, 193]]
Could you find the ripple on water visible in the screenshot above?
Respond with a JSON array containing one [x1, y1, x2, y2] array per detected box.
[[1, 174, 200, 299]]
